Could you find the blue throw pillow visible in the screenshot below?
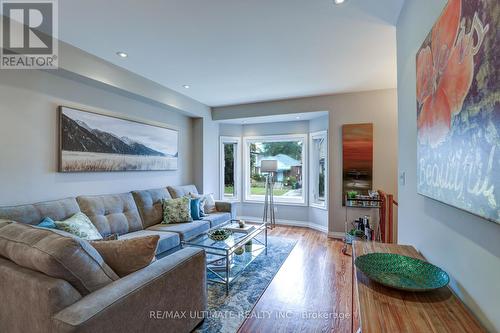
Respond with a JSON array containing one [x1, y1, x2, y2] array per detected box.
[[37, 217, 57, 229], [190, 198, 201, 220]]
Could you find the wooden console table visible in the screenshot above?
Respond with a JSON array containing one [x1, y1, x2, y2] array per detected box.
[[352, 241, 485, 333]]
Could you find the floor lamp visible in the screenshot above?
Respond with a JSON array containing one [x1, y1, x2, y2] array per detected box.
[[261, 160, 277, 229]]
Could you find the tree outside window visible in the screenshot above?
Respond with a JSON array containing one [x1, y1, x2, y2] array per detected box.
[[310, 131, 328, 208]]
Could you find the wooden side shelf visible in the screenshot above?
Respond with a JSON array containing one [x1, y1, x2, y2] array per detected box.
[[352, 241, 485, 333]]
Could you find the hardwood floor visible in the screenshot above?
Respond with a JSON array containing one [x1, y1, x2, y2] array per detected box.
[[238, 226, 357, 333]]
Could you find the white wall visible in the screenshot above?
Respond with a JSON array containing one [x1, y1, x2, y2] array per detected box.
[[0, 70, 194, 205], [214, 89, 398, 235], [397, 1, 500, 331]]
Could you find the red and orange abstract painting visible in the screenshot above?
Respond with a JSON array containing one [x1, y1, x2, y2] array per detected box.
[[342, 123, 373, 204], [416, 0, 499, 223]]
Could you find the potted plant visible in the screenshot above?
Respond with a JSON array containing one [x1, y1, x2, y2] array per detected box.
[[347, 191, 358, 199]]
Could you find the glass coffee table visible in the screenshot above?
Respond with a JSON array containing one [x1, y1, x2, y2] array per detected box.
[[182, 219, 267, 295]]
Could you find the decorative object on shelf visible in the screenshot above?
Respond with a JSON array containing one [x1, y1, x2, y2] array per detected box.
[[346, 229, 365, 244], [355, 253, 450, 291], [261, 160, 278, 229], [416, 0, 498, 224], [208, 228, 233, 241], [342, 123, 373, 206], [245, 240, 253, 252], [234, 247, 245, 255], [345, 197, 381, 208], [238, 220, 246, 228], [59, 106, 179, 172]]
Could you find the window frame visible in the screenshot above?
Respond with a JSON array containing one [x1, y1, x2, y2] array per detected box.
[[309, 130, 328, 209], [243, 134, 308, 206], [219, 136, 242, 202]]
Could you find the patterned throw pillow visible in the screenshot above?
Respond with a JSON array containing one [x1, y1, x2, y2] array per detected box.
[[54, 212, 103, 241], [162, 197, 193, 224]]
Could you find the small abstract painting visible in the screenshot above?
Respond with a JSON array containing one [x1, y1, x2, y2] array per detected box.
[[416, 0, 499, 223], [342, 123, 373, 204], [59, 107, 178, 172]]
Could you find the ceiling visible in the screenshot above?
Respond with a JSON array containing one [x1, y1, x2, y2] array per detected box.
[[58, 0, 404, 107], [218, 111, 329, 124]]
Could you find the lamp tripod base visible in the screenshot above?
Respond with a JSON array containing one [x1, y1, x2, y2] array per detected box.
[[263, 173, 276, 229]]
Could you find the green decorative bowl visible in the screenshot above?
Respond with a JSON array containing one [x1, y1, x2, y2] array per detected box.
[[208, 228, 232, 241], [354, 253, 450, 292]]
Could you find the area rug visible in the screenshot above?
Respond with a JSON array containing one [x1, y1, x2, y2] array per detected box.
[[194, 236, 297, 333]]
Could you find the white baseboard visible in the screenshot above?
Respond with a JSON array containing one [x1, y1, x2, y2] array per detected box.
[[237, 215, 329, 234], [328, 231, 345, 239]]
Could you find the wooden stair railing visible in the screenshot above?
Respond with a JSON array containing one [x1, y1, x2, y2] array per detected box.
[[377, 190, 398, 243]]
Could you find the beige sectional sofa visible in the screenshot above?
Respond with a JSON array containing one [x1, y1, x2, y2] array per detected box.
[[0, 184, 235, 333]]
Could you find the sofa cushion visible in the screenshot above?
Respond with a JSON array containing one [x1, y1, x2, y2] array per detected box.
[[54, 212, 103, 241], [0, 222, 119, 296], [167, 185, 199, 199], [77, 193, 143, 236], [147, 220, 210, 241], [0, 198, 80, 225], [90, 235, 159, 277], [202, 212, 231, 228], [132, 188, 172, 228], [119, 230, 181, 254]]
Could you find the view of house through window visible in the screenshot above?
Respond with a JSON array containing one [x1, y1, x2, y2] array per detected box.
[[245, 135, 306, 204]]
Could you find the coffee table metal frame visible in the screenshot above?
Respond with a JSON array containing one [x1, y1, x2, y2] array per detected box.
[[182, 219, 268, 295]]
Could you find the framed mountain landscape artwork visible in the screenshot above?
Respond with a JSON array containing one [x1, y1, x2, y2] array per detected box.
[[416, 0, 499, 223], [59, 107, 178, 172]]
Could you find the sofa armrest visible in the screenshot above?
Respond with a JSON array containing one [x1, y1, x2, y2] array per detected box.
[[52, 248, 206, 333], [215, 200, 236, 218]]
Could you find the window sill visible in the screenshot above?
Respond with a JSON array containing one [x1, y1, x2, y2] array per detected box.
[[221, 197, 241, 203], [243, 199, 307, 207], [310, 203, 328, 210]]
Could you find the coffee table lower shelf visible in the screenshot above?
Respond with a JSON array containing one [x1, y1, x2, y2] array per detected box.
[[182, 221, 268, 295], [206, 244, 266, 292]]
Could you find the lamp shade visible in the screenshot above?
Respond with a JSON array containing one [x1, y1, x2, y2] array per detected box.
[[260, 160, 278, 172]]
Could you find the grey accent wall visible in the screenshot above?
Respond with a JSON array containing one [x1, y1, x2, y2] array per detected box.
[[215, 89, 398, 235], [0, 70, 194, 205], [397, 1, 500, 331]]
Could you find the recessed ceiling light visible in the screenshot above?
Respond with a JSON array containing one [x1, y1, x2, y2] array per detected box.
[[116, 51, 128, 58], [296, 116, 301, 119], [182, 85, 190, 89], [333, 0, 346, 4]]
